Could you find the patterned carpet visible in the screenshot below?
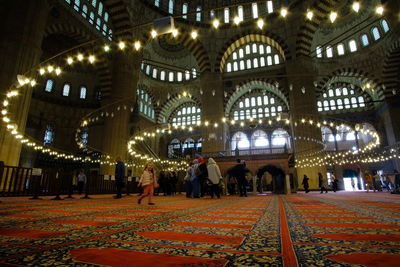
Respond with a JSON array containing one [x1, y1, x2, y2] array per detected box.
[[0, 192, 399, 266]]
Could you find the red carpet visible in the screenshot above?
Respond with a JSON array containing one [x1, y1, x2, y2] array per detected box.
[[137, 231, 244, 245], [94, 215, 145, 219], [172, 221, 253, 230], [0, 229, 67, 238], [326, 253, 400, 267], [1, 214, 42, 218], [304, 217, 373, 220], [70, 248, 228, 266], [314, 233, 400, 242], [52, 220, 116, 226], [306, 223, 400, 229], [196, 215, 258, 221]]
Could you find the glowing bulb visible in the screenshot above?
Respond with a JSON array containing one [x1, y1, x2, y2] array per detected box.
[[118, 41, 126, 50], [55, 67, 61, 75], [88, 55, 95, 63], [257, 18, 264, 29], [151, 30, 157, 38], [329, 11, 337, 23], [376, 5, 384, 15], [134, 41, 141, 51], [212, 19, 220, 29], [352, 2, 360, 13], [77, 54, 84, 61], [233, 16, 241, 25], [280, 8, 288, 17], [67, 57, 73, 65], [104, 45, 110, 52], [171, 29, 178, 37], [47, 65, 54, 73], [39, 68, 45, 75], [191, 30, 198, 39], [306, 10, 313, 20]]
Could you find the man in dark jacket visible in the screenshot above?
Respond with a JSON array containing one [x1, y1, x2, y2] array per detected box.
[[114, 156, 125, 199], [197, 157, 209, 197], [230, 159, 249, 197]]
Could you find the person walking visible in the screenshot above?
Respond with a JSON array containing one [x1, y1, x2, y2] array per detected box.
[[191, 159, 200, 198], [365, 171, 374, 192], [207, 158, 222, 199], [302, 175, 310, 193], [114, 156, 125, 199], [197, 157, 209, 197], [137, 162, 158, 205], [318, 172, 328, 193], [77, 170, 87, 195], [331, 174, 338, 192], [231, 159, 249, 197]]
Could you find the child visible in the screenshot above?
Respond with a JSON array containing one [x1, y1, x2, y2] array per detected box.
[[137, 162, 158, 205]]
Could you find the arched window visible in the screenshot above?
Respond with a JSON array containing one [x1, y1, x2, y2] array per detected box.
[[154, 0, 160, 7], [271, 129, 289, 147], [152, 68, 158, 79], [372, 27, 381, 40], [196, 6, 201, 21], [192, 68, 197, 78], [168, 72, 174, 82], [318, 85, 369, 113], [183, 138, 195, 152], [44, 80, 54, 92], [232, 131, 250, 150], [381, 19, 390, 33], [252, 130, 269, 148], [82, 4, 88, 17], [138, 89, 154, 119], [160, 71, 166, 81], [225, 41, 283, 73], [238, 5, 244, 21], [74, 0, 80, 11], [337, 43, 345, 55], [326, 46, 333, 58], [168, 138, 181, 158], [98, 2, 103, 15], [224, 8, 229, 23], [266, 0, 273, 13], [168, 0, 174, 14], [44, 125, 54, 145], [182, 3, 188, 19], [233, 62, 238, 71], [349, 39, 357, 52], [361, 34, 369, 46], [316, 46, 322, 58], [89, 11, 94, 24], [227, 63, 232, 72], [252, 3, 258, 19], [62, 84, 70, 96], [170, 104, 201, 126], [79, 86, 87, 99]]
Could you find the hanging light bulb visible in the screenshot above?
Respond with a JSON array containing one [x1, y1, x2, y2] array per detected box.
[[67, 57, 74, 65], [171, 28, 178, 37], [118, 41, 126, 50], [329, 11, 338, 23], [257, 18, 264, 29], [301, 87, 306, 94], [280, 8, 288, 18], [77, 54, 84, 61], [151, 30, 158, 38], [191, 30, 198, 39], [55, 67, 61, 76], [352, 2, 360, 13], [306, 10, 313, 20], [104, 45, 110, 52], [212, 19, 220, 29], [376, 5, 384, 15], [88, 55, 96, 64], [233, 16, 241, 25], [134, 41, 141, 51]]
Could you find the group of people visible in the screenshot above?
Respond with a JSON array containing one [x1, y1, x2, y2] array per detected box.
[[184, 157, 223, 199], [302, 172, 339, 194], [301, 169, 400, 193]]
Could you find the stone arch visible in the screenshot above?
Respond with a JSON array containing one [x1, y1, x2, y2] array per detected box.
[[256, 165, 286, 194], [225, 79, 289, 116], [315, 68, 385, 102], [157, 95, 201, 124], [382, 40, 400, 98], [295, 0, 341, 57], [217, 32, 290, 73]]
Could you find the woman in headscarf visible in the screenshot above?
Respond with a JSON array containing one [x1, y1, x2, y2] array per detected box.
[[207, 158, 223, 199]]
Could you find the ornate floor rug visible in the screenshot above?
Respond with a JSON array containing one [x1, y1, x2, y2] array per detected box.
[[0, 192, 399, 266]]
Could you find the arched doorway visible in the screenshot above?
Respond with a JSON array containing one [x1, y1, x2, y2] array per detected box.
[[256, 165, 286, 194]]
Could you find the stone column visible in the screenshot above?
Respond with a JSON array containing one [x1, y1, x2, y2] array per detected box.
[[0, 0, 49, 166], [199, 72, 228, 155], [286, 58, 326, 189], [101, 51, 142, 174]]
